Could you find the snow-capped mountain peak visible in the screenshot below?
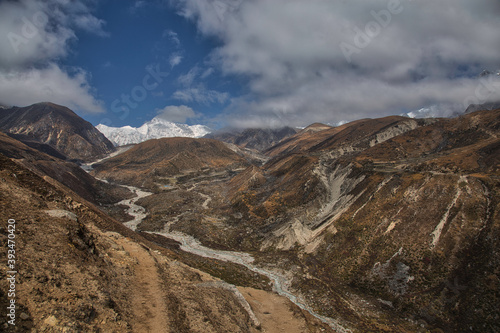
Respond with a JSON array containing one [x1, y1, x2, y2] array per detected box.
[[96, 117, 211, 146]]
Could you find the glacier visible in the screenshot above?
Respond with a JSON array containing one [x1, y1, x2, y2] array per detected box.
[[96, 117, 211, 146]]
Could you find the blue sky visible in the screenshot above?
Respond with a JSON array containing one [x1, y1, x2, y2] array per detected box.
[[0, 0, 499, 129], [67, 0, 239, 128]]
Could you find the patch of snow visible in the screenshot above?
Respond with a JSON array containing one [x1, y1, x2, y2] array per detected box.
[[402, 104, 463, 119]]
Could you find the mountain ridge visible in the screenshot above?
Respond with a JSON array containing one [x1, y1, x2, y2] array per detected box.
[[91, 137, 250, 189], [95, 107, 500, 332], [97, 117, 211, 146], [205, 126, 298, 152], [2, 100, 499, 332], [0, 102, 115, 162], [0, 131, 130, 205]]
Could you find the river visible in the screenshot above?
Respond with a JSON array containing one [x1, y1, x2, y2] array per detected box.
[[122, 185, 349, 332], [82, 155, 349, 332]]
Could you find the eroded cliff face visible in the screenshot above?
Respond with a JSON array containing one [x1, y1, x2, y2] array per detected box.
[[245, 110, 500, 332], [290, 167, 498, 332]]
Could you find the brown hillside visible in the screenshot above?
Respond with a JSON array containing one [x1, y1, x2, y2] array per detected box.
[[265, 116, 425, 157], [0, 132, 129, 205], [0, 152, 332, 333], [223, 110, 500, 331], [128, 110, 500, 332], [355, 109, 500, 173], [92, 137, 250, 189], [0, 102, 115, 162]]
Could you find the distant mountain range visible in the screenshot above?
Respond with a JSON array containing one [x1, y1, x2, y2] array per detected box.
[[205, 127, 298, 152], [92, 106, 500, 332], [1, 100, 499, 332], [96, 117, 211, 146]]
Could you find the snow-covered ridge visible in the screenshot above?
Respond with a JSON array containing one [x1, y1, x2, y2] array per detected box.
[[96, 117, 211, 146]]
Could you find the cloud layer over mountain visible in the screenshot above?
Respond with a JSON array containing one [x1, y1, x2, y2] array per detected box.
[[176, 0, 500, 127], [0, 0, 106, 113]]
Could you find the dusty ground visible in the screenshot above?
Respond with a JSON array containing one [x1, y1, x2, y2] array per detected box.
[[111, 234, 170, 332], [238, 287, 331, 333]]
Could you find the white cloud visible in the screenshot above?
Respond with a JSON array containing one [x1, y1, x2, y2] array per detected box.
[[0, 0, 73, 69], [73, 14, 109, 37], [130, 0, 147, 13], [156, 105, 200, 123], [175, 0, 500, 127], [173, 86, 229, 105], [169, 54, 183, 68], [175, 65, 230, 105], [163, 29, 181, 46], [200, 67, 214, 79], [0, 64, 105, 113], [0, 0, 107, 113], [102, 61, 112, 69], [178, 66, 200, 87]]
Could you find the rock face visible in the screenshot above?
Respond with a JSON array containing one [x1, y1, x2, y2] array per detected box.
[[205, 126, 298, 152], [0, 102, 115, 162]]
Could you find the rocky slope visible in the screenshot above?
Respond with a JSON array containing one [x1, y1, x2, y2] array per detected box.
[[231, 109, 500, 332], [97, 109, 500, 332], [91, 137, 251, 189], [206, 127, 298, 152], [0, 102, 115, 162], [0, 132, 129, 205], [0, 148, 332, 332]]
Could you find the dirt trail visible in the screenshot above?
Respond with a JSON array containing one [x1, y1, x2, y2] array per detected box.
[[116, 236, 170, 332], [238, 287, 325, 333]]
